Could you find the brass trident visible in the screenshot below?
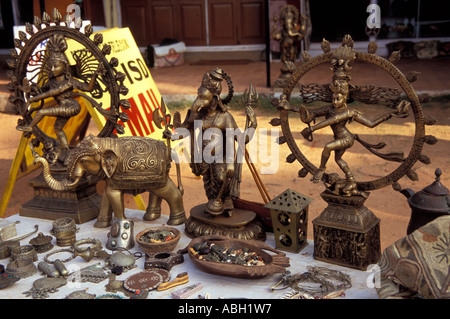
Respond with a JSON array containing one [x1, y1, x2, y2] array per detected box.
[[241, 84, 258, 125], [239, 84, 271, 204]]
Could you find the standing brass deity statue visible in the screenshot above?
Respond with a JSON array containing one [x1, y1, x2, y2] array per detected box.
[[174, 68, 264, 240], [8, 9, 130, 223], [271, 5, 307, 88], [272, 35, 437, 270]]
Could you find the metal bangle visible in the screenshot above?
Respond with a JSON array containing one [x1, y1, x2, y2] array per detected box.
[[5, 258, 37, 279], [50, 217, 78, 236], [44, 248, 75, 264], [72, 238, 102, 254], [10, 245, 38, 262]]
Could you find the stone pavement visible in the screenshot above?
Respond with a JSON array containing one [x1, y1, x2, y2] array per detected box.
[[149, 58, 450, 98], [1, 57, 450, 112]]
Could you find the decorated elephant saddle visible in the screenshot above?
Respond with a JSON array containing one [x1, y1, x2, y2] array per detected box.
[[106, 137, 170, 190], [70, 135, 170, 191]]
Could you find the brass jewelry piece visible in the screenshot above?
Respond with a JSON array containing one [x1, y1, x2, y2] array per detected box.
[[72, 238, 103, 262], [0, 225, 39, 259], [23, 277, 67, 299], [124, 270, 163, 292], [5, 258, 37, 279], [72, 263, 108, 284], [106, 219, 135, 250], [10, 245, 38, 262], [0, 220, 19, 241], [54, 230, 76, 247], [104, 249, 141, 273], [0, 273, 20, 290], [65, 289, 96, 299], [29, 232, 54, 253], [50, 217, 77, 236], [272, 266, 351, 299], [0, 240, 19, 260], [44, 248, 75, 264]]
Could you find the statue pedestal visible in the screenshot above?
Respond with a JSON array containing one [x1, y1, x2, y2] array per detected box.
[[19, 171, 101, 224], [185, 203, 266, 241], [312, 192, 381, 271]]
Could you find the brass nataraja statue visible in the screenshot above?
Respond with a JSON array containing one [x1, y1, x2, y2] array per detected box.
[[272, 35, 437, 270], [174, 68, 265, 240], [8, 9, 130, 223], [16, 34, 103, 164]]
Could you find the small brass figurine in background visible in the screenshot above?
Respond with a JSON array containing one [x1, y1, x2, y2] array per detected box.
[[271, 5, 307, 88]]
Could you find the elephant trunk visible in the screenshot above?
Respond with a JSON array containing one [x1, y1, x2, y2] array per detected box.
[[34, 157, 80, 191]]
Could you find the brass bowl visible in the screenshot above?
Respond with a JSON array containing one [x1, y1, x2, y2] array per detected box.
[[187, 235, 290, 279], [136, 227, 181, 253]]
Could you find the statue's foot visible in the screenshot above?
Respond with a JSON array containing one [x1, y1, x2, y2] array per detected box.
[[16, 125, 32, 132], [143, 207, 161, 221], [167, 211, 187, 225], [205, 198, 224, 216], [311, 168, 325, 183]]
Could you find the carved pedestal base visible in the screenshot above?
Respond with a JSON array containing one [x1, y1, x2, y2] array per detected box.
[[20, 171, 101, 224], [185, 204, 266, 241], [312, 192, 381, 271]]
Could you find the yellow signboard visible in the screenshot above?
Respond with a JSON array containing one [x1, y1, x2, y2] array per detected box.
[[66, 27, 167, 139]]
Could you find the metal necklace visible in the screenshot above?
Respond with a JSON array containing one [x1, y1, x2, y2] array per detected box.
[[272, 266, 352, 299]]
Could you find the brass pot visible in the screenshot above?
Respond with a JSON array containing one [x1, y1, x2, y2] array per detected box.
[[401, 168, 449, 234]]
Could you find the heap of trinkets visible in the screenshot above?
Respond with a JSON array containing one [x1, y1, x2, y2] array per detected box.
[[190, 242, 265, 267], [139, 229, 176, 243]]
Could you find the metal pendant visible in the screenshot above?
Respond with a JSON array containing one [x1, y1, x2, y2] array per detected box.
[[104, 250, 139, 272], [29, 232, 54, 253], [124, 270, 164, 292], [23, 277, 67, 299], [73, 263, 109, 283], [65, 289, 96, 299]]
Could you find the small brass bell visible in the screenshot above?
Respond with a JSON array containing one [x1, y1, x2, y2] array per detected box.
[[401, 168, 449, 234]]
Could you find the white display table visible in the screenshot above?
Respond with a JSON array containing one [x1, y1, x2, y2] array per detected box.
[[0, 209, 378, 299]]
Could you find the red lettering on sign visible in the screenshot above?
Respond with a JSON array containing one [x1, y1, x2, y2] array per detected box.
[[137, 92, 156, 134], [120, 97, 150, 136]]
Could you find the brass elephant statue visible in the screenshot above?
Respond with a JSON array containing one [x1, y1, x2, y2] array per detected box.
[[34, 134, 186, 227]]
